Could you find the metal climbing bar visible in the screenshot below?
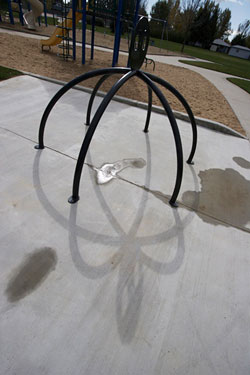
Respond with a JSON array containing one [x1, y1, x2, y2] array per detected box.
[[35, 68, 130, 149], [69, 71, 137, 203], [82, 0, 86, 64], [35, 17, 197, 209], [145, 72, 197, 164], [138, 71, 183, 206]]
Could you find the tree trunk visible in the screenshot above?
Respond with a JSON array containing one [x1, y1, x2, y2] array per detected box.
[[181, 38, 186, 53]]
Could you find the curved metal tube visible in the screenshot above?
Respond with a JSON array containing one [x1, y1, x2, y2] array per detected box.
[[144, 71, 197, 164], [34, 67, 130, 149], [137, 71, 183, 207], [85, 74, 111, 126], [86, 73, 153, 134], [144, 85, 152, 133], [68, 70, 137, 204]]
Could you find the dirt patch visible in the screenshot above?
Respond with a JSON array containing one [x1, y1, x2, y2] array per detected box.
[[0, 26, 245, 135]]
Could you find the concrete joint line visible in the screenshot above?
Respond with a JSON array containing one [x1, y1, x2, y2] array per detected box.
[[1, 125, 248, 233]]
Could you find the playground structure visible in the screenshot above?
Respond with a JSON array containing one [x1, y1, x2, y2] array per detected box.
[[23, 0, 43, 30], [41, 9, 82, 48], [35, 17, 198, 208], [0, 0, 44, 30], [0, 0, 143, 66], [41, 8, 83, 60], [0, 0, 171, 66]]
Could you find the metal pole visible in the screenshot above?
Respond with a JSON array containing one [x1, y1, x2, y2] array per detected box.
[[86, 74, 111, 125], [91, 0, 95, 60], [69, 71, 136, 203], [43, 0, 48, 26], [112, 0, 123, 67], [72, 0, 76, 60], [145, 71, 197, 164], [35, 68, 130, 149], [160, 20, 166, 50], [82, 0, 86, 64], [18, 0, 24, 26], [138, 71, 183, 207], [143, 86, 152, 133], [7, 0, 14, 24]]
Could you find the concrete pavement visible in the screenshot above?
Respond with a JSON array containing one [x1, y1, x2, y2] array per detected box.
[[0, 75, 250, 374]]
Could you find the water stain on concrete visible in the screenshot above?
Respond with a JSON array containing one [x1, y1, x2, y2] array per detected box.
[[233, 157, 250, 170], [182, 168, 250, 228], [6, 247, 57, 302], [94, 158, 146, 184]]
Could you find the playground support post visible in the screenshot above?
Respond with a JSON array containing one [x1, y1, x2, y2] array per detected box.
[[17, 0, 24, 26], [7, 0, 14, 24], [112, 0, 123, 67], [72, 0, 77, 60], [43, 0, 47, 27], [91, 0, 96, 60], [81, 0, 86, 64], [160, 20, 167, 50]]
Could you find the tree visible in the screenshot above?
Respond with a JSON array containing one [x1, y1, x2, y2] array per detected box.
[[216, 8, 231, 40], [231, 19, 250, 46], [139, 0, 148, 16], [168, 0, 180, 28], [150, 0, 180, 38], [177, 0, 202, 52], [189, 0, 231, 48], [246, 35, 250, 49], [150, 0, 172, 21], [190, 0, 218, 48]]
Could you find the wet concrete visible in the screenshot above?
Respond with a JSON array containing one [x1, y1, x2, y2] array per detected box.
[[94, 158, 146, 184], [182, 168, 250, 229], [233, 156, 250, 169], [5, 247, 57, 302], [1, 76, 250, 375]]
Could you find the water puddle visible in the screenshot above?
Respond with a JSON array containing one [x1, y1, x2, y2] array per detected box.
[[233, 156, 250, 169], [94, 158, 146, 184], [5, 247, 57, 302], [182, 168, 250, 229]]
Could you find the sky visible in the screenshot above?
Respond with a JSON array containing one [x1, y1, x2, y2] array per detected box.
[[146, 0, 250, 39]]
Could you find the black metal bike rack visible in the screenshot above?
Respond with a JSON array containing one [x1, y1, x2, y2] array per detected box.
[[35, 17, 197, 208]]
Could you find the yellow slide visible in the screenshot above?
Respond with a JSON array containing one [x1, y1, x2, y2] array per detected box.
[[41, 10, 82, 48]]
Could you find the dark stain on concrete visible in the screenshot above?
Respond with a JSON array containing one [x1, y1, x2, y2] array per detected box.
[[182, 168, 250, 228], [6, 247, 57, 302], [233, 157, 250, 169]]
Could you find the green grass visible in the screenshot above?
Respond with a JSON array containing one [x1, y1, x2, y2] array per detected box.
[[179, 59, 250, 80], [145, 38, 250, 80], [40, 16, 58, 26], [0, 66, 23, 81], [226, 77, 250, 94]]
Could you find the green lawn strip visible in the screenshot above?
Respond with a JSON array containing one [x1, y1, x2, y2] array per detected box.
[[0, 66, 23, 81], [179, 59, 250, 80], [226, 77, 250, 94], [147, 38, 250, 79]]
